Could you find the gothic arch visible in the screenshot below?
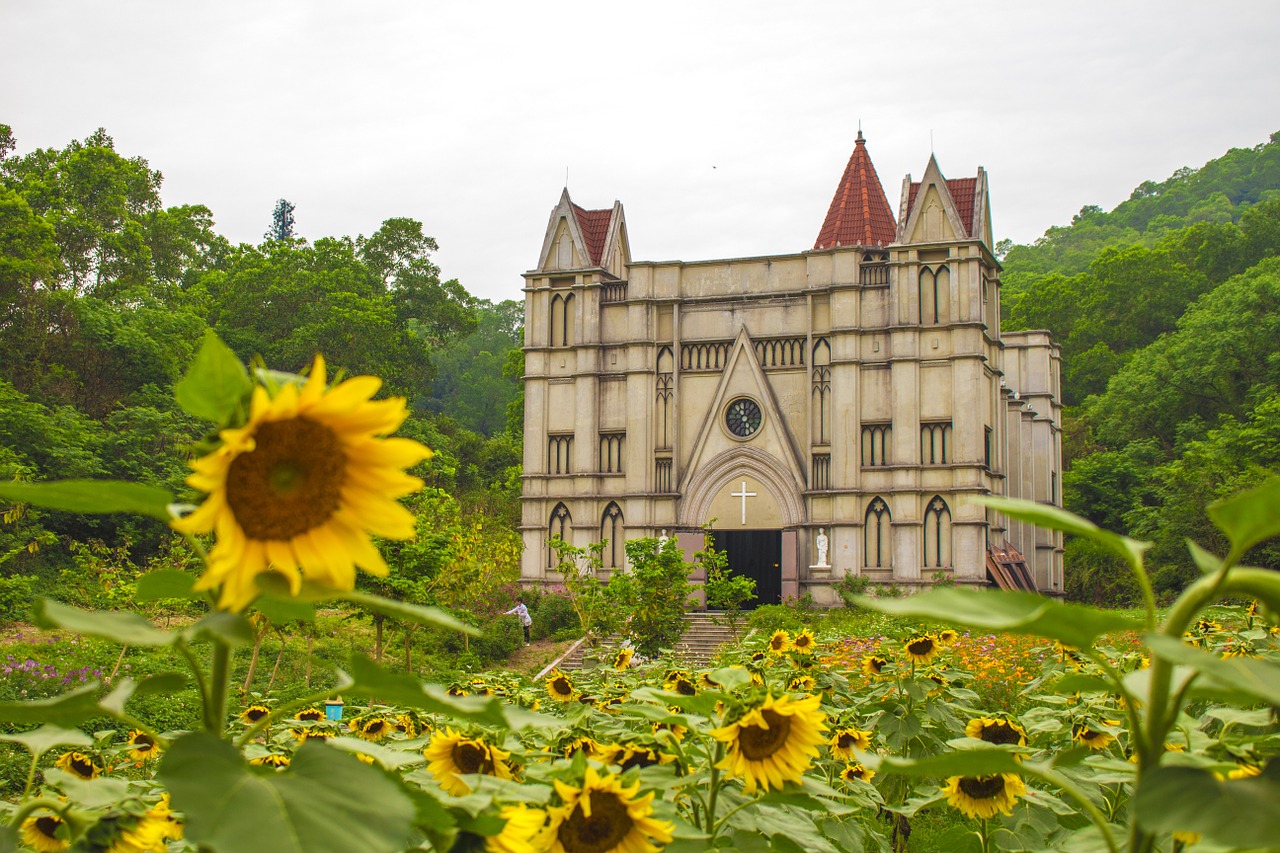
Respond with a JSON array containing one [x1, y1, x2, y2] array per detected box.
[[600, 502, 624, 569], [679, 446, 805, 529], [923, 495, 952, 569], [547, 502, 571, 567], [864, 496, 891, 569]]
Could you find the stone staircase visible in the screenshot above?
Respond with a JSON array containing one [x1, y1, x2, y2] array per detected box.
[[541, 612, 744, 676]]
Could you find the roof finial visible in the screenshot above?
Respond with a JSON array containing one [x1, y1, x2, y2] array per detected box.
[[565, 166, 570, 192], [930, 129, 934, 155], [857, 119, 864, 143]]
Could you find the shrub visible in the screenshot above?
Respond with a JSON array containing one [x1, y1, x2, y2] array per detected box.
[[834, 573, 871, 607], [746, 604, 806, 634], [526, 587, 579, 641], [0, 575, 34, 623]]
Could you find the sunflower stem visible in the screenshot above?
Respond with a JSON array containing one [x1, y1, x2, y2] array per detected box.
[[7, 796, 67, 830], [206, 640, 232, 735], [176, 638, 210, 721], [1021, 764, 1120, 853], [21, 752, 38, 800], [705, 741, 725, 836]]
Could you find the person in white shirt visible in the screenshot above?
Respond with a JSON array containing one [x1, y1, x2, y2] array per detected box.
[[505, 599, 532, 645]]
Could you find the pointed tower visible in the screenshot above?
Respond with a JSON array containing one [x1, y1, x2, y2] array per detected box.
[[533, 189, 630, 280], [813, 131, 898, 250]]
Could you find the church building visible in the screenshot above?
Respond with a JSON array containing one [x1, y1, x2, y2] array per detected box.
[[518, 134, 1063, 605]]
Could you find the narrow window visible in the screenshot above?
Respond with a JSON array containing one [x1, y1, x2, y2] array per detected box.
[[600, 502, 624, 569], [923, 496, 952, 569], [865, 498, 891, 569]]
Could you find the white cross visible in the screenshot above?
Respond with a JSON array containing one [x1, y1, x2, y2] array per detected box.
[[730, 480, 756, 526]]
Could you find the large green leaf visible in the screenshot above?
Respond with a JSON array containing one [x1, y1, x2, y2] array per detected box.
[[181, 612, 254, 647], [135, 570, 200, 602], [1135, 764, 1280, 848], [158, 733, 415, 853], [871, 746, 1027, 778], [0, 684, 104, 725], [974, 496, 1149, 566], [1207, 476, 1280, 560], [341, 656, 510, 728], [33, 599, 172, 647], [857, 587, 1141, 648], [1146, 634, 1280, 706], [252, 595, 315, 624], [339, 590, 478, 636], [0, 724, 91, 758], [0, 480, 172, 520], [175, 330, 251, 425]]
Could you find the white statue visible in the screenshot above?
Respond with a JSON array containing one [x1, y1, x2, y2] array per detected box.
[[815, 528, 829, 567], [657, 529, 670, 548]]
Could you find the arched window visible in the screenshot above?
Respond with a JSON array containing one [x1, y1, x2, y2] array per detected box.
[[923, 496, 952, 569], [812, 339, 831, 444], [600, 502, 624, 569], [556, 233, 572, 269], [861, 424, 891, 466], [918, 268, 935, 325], [548, 503, 571, 567], [655, 346, 673, 450], [920, 422, 952, 464], [549, 293, 574, 347], [865, 497, 891, 569]]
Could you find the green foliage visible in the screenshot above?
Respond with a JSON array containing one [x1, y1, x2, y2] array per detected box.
[[0, 574, 34, 622], [608, 537, 697, 656], [746, 603, 806, 634], [700, 532, 756, 628]]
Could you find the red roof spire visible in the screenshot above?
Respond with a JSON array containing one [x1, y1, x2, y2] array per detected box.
[[813, 131, 897, 250]]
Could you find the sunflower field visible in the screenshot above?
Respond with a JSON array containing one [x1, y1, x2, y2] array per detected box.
[[0, 337, 1278, 853]]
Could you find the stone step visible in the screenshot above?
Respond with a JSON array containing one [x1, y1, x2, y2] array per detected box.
[[542, 614, 745, 673]]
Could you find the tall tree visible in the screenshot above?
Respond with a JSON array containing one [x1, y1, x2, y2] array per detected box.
[[265, 198, 296, 242]]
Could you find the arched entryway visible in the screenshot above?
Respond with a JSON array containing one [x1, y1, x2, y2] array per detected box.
[[680, 447, 805, 607]]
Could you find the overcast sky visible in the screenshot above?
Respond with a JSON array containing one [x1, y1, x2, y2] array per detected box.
[[4, 1, 1279, 303]]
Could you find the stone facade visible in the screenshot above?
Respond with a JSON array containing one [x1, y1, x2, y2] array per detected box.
[[519, 135, 1064, 605]]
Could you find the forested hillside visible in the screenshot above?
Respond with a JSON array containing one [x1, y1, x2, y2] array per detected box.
[[1001, 131, 1280, 601], [0, 125, 524, 614]]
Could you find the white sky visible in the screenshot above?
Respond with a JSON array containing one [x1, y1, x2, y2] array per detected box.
[[4, 1, 1279, 303]]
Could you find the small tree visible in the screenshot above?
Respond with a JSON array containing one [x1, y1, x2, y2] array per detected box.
[[608, 537, 696, 657], [700, 530, 756, 629], [550, 536, 618, 646]]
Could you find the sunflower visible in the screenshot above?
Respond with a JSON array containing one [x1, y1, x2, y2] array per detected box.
[[546, 670, 578, 703], [666, 675, 697, 697], [126, 730, 160, 762], [603, 744, 677, 772], [171, 354, 433, 611], [241, 704, 270, 724], [394, 713, 422, 737], [828, 727, 872, 760], [562, 736, 605, 760], [542, 767, 674, 853], [862, 655, 889, 678], [1195, 618, 1223, 635], [839, 762, 876, 784], [965, 717, 1027, 748], [791, 629, 817, 655], [295, 707, 325, 722], [788, 674, 817, 692], [424, 728, 514, 796], [21, 813, 68, 853], [1073, 724, 1115, 751], [767, 629, 792, 655], [942, 773, 1027, 819], [486, 803, 548, 853], [55, 750, 100, 781], [613, 648, 635, 671], [750, 651, 768, 665], [711, 693, 828, 794], [937, 629, 959, 646], [250, 753, 291, 769], [903, 635, 939, 664], [291, 726, 331, 743], [359, 717, 391, 742]]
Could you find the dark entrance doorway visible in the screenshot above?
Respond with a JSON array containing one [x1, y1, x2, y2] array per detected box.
[[716, 530, 782, 608]]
